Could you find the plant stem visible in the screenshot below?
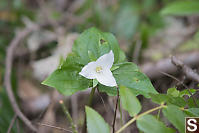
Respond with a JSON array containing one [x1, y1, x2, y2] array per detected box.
[[88, 87, 96, 106], [82, 86, 97, 133], [112, 86, 120, 133], [156, 109, 161, 120], [59, 100, 78, 133], [118, 98, 123, 126], [116, 104, 166, 133]]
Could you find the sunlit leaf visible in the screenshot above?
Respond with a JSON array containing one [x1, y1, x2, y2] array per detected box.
[[86, 106, 110, 133], [137, 115, 175, 133], [120, 86, 141, 116], [163, 105, 186, 133]]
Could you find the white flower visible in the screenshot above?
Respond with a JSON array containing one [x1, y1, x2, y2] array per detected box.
[[79, 50, 117, 87]]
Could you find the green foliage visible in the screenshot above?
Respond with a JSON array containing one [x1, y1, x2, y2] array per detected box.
[[113, 62, 158, 98], [184, 108, 199, 117], [112, 3, 139, 40], [163, 105, 186, 133], [179, 89, 196, 97], [43, 28, 157, 97], [187, 98, 199, 108], [137, 115, 175, 133], [42, 54, 92, 95], [0, 88, 20, 133], [167, 88, 179, 97], [120, 86, 141, 117], [72, 27, 122, 64], [150, 93, 186, 107], [85, 106, 110, 133], [178, 31, 199, 52], [161, 1, 199, 16]]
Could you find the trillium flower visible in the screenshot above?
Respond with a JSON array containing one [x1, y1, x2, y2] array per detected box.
[[79, 50, 117, 87]]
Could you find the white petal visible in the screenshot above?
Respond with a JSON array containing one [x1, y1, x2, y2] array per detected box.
[[96, 69, 117, 87], [96, 50, 114, 69], [79, 61, 97, 79]]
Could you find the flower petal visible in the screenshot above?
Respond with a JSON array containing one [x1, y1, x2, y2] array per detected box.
[[96, 50, 114, 69], [79, 61, 97, 79], [96, 69, 117, 87]]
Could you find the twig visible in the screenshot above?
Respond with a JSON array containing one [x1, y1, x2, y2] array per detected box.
[[59, 100, 78, 133], [16, 118, 20, 133], [71, 94, 78, 125], [141, 52, 199, 79], [133, 40, 142, 64], [37, 123, 72, 133], [7, 114, 17, 133], [4, 26, 39, 132], [112, 86, 120, 133], [171, 56, 199, 83]]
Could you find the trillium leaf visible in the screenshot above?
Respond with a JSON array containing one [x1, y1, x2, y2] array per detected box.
[[113, 62, 158, 98], [72, 27, 121, 65], [98, 84, 117, 96], [120, 86, 141, 116], [85, 106, 110, 133], [42, 68, 91, 95], [42, 53, 92, 95], [43, 27, 156, 97], [163, 105, 186, 133], [137, 115, 175, 133]]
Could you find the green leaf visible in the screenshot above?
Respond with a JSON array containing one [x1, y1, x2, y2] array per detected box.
[[113, 62, 158, 98], [187, 98, 199, 108], [72, 27, 121, 65], [112, 3, 139, 40], [98, 84, 117, 96], [167, 88, 179, 97], [42, 54, 91, 95], [120, 86, 141, 116], [150, 94, 186, 107], [137, 115, 175, 133], [184, 108, 199, 117], [163, 105, 186, 133], [161, 1, 199, 16], [150, 94, 169, 104], [179, 89, 196, 97], [85, 106, 110, 133]]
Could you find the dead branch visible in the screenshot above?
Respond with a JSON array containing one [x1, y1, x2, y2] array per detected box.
[[4, 25, 39, 132], [141, 52, 199, 79], [171, 56, 199, 83]]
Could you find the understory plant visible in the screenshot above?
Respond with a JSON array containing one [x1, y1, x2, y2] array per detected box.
[[42, 27, 199, 133]]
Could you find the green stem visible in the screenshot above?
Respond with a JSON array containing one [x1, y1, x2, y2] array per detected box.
[[156, 108, 161, 120], [82, 86, 97, 133], [88, 87, 96, 106], [116, 104, 166, 133], [59, 100, 78, 133]]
